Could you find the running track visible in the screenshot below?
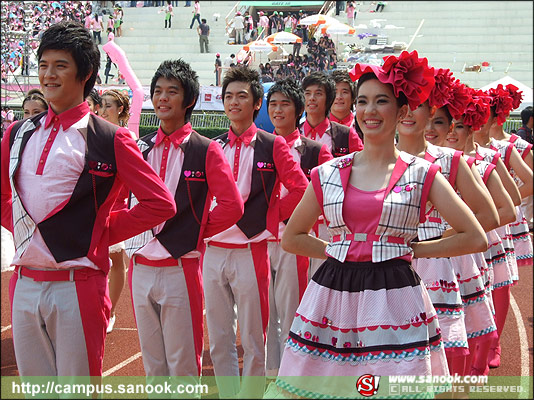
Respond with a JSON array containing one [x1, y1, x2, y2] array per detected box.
[[1, 263, 532, 389]]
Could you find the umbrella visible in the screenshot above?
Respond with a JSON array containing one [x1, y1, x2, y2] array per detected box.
[[298, 14, 338, 26], [243, 40, 278, 65], [320, 22, 356, 35], [266, 31, 302, 44], [243, 40, 278, 53]]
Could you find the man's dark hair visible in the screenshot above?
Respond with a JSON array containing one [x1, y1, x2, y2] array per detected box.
[[356, 73, 408, 108], [267, 78, 305, 128], [201, 18, 207, 23], [332, 69, 357, 109], [301, 71, 336, 117], [520, 106, 533, 126], [150, 59, 199, 123], [222, 65, 264, 121], [37, 21, 100, 99]]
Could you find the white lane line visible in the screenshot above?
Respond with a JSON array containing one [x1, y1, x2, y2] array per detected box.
[[112, 327, 138, 331], [102, 352, 142, 377], [509, 293, 530, 398], [1, 325, 12, 333]]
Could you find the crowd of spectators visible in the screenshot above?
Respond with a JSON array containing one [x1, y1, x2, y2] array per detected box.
[[3, 1, 340, 88], [2, 1, 91, 81], [258, 35, 338, 84], [1, 1, 125, 82]]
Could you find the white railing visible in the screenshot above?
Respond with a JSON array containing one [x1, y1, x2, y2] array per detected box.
[[225, 1, 240, 38]]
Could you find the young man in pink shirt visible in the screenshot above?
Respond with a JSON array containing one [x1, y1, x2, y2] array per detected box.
[[265, 78, 332, 376], [299, 71, 363, 277], [330, 69, 363, 143], [126, 59, 243, 380], [300, 71, 363, 157], [1, 21, 175, 378], [203, 66, 308, 398]]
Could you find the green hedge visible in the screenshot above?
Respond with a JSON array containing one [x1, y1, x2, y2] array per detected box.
[[138, 126, 228, 139]]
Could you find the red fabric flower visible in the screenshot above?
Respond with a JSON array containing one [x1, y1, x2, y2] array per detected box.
[[428, 68, 454, 109], [349, 50, 435, 110], [446, 80, 470, 121], [463, 88, 490, 131], [505, 84, 523, 110], [487, 85, 514, 125]]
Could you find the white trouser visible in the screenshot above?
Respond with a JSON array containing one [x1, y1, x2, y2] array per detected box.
[[131, 257, 202, 377], [11, 267, 109, 377], [203, 242, 269, 398], [266, 241, 309, 372]]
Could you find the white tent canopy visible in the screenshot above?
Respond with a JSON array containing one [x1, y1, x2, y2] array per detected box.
[[480, 76, 533, 112]]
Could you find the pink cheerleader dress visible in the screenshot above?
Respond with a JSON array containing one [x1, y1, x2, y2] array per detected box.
[[412, 144, 468, 360], [276, 153, 448, 398], [506, 135, 533, 266], [475, 144, 518, 285]]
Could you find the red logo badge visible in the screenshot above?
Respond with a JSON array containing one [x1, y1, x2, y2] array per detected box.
[[356, 374, 380, 397]]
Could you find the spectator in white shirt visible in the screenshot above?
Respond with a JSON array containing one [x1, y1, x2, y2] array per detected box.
[[233, 11, 245, 44]]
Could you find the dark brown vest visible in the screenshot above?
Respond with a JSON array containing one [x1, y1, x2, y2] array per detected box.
[[215, 130, 277, 238], [10, 112, 117, 262], [137, 130, 211, 258]]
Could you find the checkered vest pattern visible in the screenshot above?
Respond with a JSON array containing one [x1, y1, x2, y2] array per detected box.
[[417, 144, 462, 241], [476, 144, 500, 165], [8, 118, 39, 256], [318, 151, 434, 263], [489, 138, 514, 171]]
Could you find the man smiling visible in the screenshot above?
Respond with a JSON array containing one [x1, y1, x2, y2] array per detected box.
[[300, 71, 363, 157], [330, 70, 363, 142], [203, 66, 307, 398], [265, 79, 332, 376], [126, 59, 243, 379], [299, 72, 363, 278], [1, 21, 175, 377]]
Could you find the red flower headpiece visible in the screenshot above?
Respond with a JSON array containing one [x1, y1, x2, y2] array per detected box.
[[505, 83, 523, 110], [427, 69, 469, 120], [445, 79, 470, 121], [487, 84, 514, 125], [463, 88, 490, 131], [428, 68, 454, 109], [349, 50, 435, 110]]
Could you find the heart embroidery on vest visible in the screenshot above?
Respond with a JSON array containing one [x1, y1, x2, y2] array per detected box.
[[257, 162, 264, 168], [184, 170, 191, 177]]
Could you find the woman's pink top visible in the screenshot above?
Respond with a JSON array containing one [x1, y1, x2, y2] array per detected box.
[[342, 184, 387, 261], [311, 171, 412, 263]]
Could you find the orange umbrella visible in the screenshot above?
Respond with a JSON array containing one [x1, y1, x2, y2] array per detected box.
[[243, 40, 278, 52], [266, 31, 302, 44], [298, 14, 338, 26], [321, 22, 356, 35]]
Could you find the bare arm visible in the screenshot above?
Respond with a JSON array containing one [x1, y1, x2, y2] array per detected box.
[[455, 157, 499, 232], [509, 146, 533, 198], [281, 183, 328, 259], [494, 157, 521, 206], [411, 172, 487, 258], [484, 169, 517, 226], [522, 149, 533, 171]]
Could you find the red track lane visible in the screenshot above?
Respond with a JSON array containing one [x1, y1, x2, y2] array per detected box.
[[1, 264, 532, 382]]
